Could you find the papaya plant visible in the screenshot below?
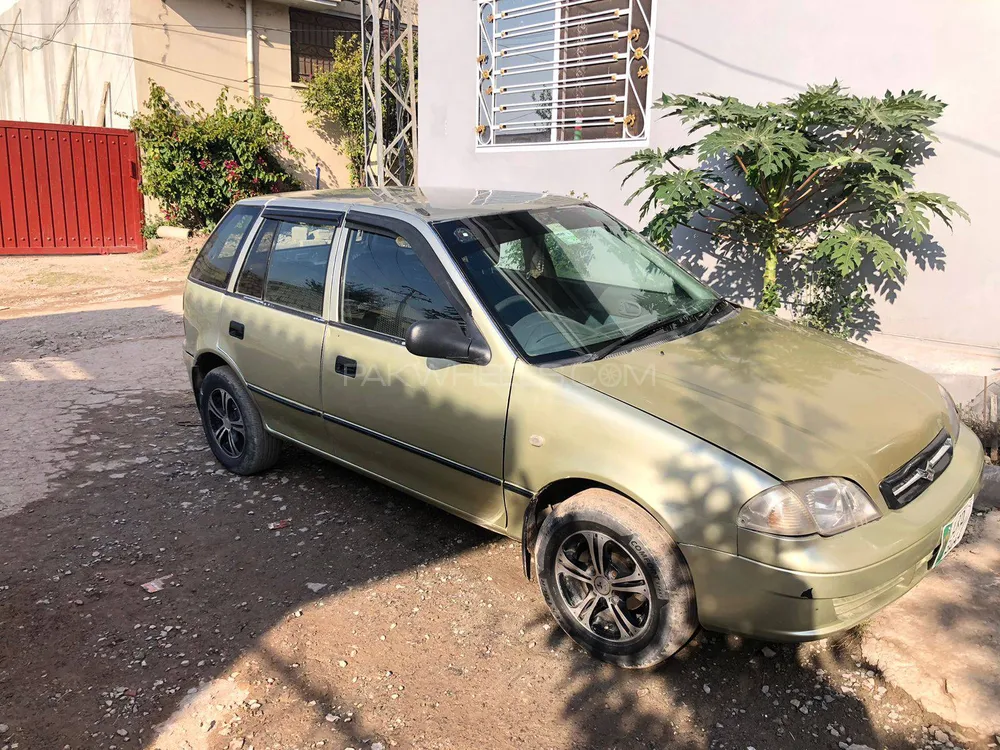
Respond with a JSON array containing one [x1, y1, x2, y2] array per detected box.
[[619, 83, 968, 334]]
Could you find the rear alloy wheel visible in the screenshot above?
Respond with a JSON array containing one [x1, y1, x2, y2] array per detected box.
[[535, 489, 697, 668], [206, 388, 246, 460], [199, 366, 282, 475]]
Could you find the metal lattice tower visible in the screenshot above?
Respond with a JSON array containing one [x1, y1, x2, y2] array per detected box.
[[361, 0, 417, 187]]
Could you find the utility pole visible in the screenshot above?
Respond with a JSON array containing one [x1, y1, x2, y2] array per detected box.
[[245, 0, 256, 99], [360, 0, 416, 187]]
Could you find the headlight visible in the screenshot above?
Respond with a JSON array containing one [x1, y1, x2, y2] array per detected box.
[[737, 478, 882, 537], [938, 383, 961, 438]]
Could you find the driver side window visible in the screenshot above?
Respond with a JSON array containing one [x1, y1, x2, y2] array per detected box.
[[341, 227, 462, 339]]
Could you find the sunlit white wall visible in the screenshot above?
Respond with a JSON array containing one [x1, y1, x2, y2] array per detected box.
[[0, 0, 138, 127], [419, 0, 1000, 349]]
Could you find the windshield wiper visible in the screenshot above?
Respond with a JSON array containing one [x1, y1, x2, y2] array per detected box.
[[686, 297, 733, 336], [589, 298, 732, 362]]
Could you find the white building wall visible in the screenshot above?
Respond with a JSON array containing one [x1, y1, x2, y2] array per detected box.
[[0, 0, 138, 128], [418, 0, 1000, 349]]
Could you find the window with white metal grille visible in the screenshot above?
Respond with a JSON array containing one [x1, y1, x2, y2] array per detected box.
[[476, 0, 654, 147]]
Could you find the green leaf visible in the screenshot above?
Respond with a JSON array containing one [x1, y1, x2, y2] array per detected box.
[[616, 145, 696, 187], [802, 147, 913, 185], [894, 190, 970, 242], [814, 226, 906, 280], [856, 89, 945, 135], [700, 122, 810, 179]]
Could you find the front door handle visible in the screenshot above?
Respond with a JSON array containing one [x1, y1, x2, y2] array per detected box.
[[229, 320, 245, 339], [335, 355, 357, 378]]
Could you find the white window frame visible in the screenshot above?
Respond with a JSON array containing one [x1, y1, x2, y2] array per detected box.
[[475, 0, 656, 151]]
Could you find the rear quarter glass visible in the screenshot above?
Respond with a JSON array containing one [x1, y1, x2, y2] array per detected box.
[[189, 205, 262, 289]]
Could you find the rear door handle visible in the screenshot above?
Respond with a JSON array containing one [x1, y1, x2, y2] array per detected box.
[[335, 356, 357, 378], [229, 321, 245, 339]]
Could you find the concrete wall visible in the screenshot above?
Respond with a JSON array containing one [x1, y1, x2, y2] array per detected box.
[[0, 0, 138, 127], [418, 0, 1000, 350], [130, 0, 359, 190]]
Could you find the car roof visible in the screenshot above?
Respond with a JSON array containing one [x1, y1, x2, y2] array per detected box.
[[240, 186, 586, 221]]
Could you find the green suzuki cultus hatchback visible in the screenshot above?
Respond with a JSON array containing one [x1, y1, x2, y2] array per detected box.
[[182, 188, 984, 668]]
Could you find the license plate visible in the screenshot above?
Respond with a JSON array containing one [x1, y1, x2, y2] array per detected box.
[[933, 496, 975, 568]]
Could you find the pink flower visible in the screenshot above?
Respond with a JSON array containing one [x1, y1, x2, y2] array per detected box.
[[198, 158, 210, 170]]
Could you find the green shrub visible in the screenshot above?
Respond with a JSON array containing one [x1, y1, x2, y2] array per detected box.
[[131, 82, 301, 228], [301, 35, 416, 187], [141, 214, 166, 239]]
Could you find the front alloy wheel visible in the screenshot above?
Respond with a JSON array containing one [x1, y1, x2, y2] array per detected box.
[[554, 530, 653, 643], [535, 489, 697, 668]]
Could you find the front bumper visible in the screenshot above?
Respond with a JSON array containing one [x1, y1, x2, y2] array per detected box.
[[682, 427, 985, 641]]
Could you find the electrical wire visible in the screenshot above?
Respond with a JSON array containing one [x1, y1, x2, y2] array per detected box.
[[0, 8, 19, 69], [3, 20, 362, 35], [0, 25, 317, 92], [5, 0, 80, 51]]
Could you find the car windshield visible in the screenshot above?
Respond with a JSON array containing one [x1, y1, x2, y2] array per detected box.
[[432, 205, 719, 363]]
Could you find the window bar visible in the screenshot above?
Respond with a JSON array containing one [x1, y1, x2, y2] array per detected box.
[[498, 29, 620, 58], [631, 0, 653, 139], [477, 1, 497, 145], [498, 8, 625, 41], [497, 114, 624, 132], [549, 0, 560, 143], [623, 0, 633, 138], [495, 93, 622, 113], [498, 51, 626, 77], [493, 0, 599, 22], [490, 1, 498, 145], [497, 72, 626, 94]]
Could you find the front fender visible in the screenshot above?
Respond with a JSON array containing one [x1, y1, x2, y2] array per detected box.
[[504, 362, 776, 555]]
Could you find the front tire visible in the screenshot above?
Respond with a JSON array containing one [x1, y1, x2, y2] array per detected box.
[[534, 489, 697, 668], [199, 366, 281, 475]]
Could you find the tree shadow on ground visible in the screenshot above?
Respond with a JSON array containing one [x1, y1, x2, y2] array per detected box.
[[0, 388, 493, 748], [0, 302, 989, 749]]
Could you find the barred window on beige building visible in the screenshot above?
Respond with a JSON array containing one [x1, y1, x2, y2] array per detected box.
[[289, 8, 359, 83], [476, 0, 654, 148]]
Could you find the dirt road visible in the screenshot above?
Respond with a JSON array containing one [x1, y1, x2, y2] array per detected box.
[[0, 281, 996, 748]]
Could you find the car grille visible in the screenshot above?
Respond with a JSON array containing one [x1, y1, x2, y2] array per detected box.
[[879, 429, 953, 510]]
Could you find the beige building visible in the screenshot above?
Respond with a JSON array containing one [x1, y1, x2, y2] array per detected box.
[[0, 0, 359, 188]]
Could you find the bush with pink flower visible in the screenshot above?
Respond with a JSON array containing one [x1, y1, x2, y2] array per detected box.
[[131, 82, 302, 228]]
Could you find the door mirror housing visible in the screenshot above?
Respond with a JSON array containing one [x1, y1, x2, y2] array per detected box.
[[405, 319, 491, 365]]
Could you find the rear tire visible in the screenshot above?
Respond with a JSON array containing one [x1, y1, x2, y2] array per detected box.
[[534, 489, 697, 668], [199, 366, 281, 475]]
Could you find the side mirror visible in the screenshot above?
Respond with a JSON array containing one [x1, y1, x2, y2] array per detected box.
[[405, 319, 491, 365]]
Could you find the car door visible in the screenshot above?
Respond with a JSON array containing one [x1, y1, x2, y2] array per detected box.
[[219, 209, 343, 448], [319, 212, 515, 531]]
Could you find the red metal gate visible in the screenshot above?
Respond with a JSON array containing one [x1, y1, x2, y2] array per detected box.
[[0, 121, 145, 255]]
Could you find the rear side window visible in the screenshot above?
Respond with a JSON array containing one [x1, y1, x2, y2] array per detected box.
[[189, 205, 261, 289], [235, 219, 279, 299], [262, 219, 337, 316]]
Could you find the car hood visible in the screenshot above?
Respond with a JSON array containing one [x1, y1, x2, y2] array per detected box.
[[555, 309, 947, 497]]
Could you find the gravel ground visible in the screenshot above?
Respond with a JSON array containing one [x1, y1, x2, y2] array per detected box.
[[1, 284, 997, 750], [0, 237, 196, 318]]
